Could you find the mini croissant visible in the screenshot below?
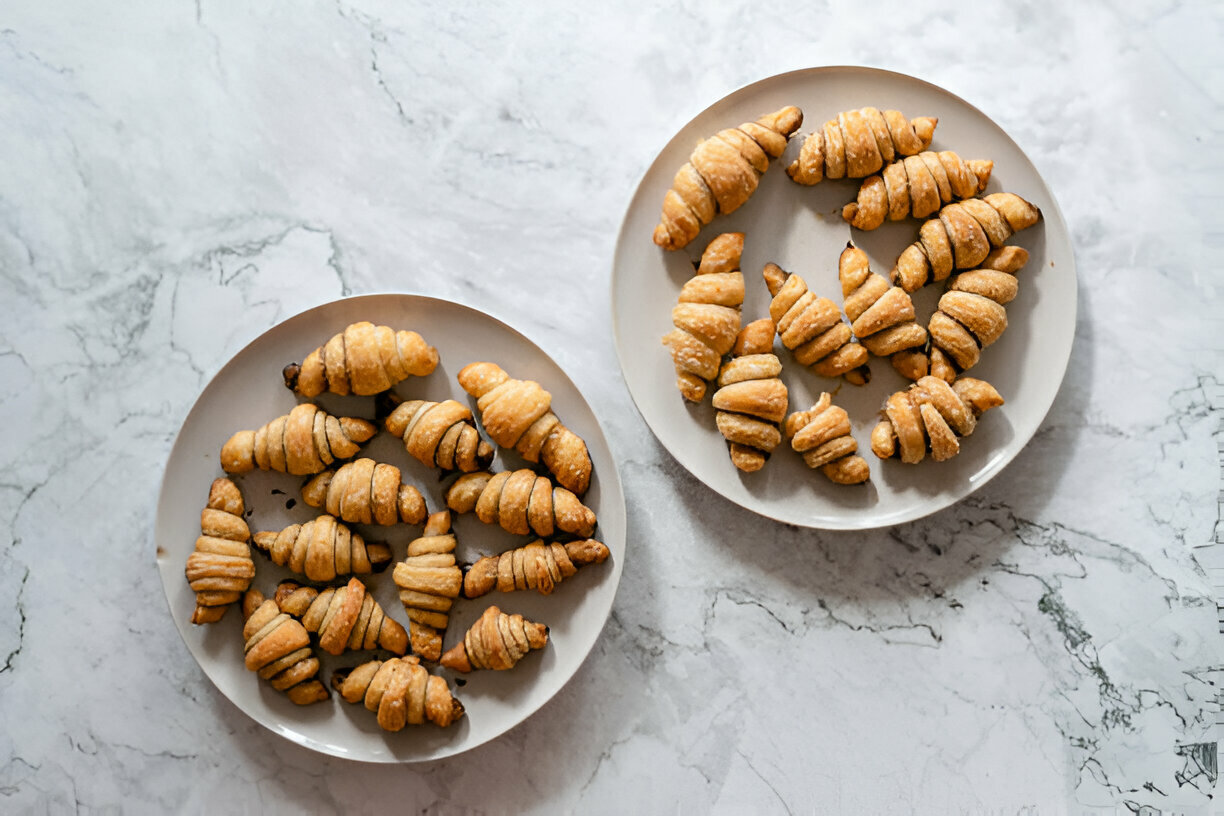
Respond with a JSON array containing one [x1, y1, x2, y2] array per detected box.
[[274, 577, 408, 657], [184, 478, 255, 624], [445, 469, 597, 539], [220, 403, 376, 476], [838, 244, 927, 380], [392, 511, 463, 662], [241, 589, 329, 705], [763, 263, 870, 385], [871, 376, 1004, 464], [300, 458, 427, 526], [891, 192, 1041, 292], [381, 395, 494, 473], [842, 151, 994, 231], [282, 321, 438, 397], [440, 605, 549, 673], [653, 106, 803, 251], [332, 657, 464, 730], [787, 107, 937, 185], [660, 232, 745, 402], [457, 362, 592, 496], [463, 538, 610, 599], [785, 394, 870, 485], [712, 319, 788, 472], [253, 515, 391, 582]]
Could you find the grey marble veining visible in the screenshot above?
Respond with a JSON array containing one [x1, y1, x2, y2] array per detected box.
[[1, 0, 1221, 812]]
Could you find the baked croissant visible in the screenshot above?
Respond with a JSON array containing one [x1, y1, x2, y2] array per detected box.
[[300, 458, 427, 526], [220, 403, 376, 476], [241, 589, 329, 705], [842, 151, 994, 231], [439, 605, 548, 673], [463, 538, 610, 599], [712, 319, 787, 472], [653, 106, 804, 251], [380, 394, 494, 472], [457, 362, 592, 496], [838, 243, 927, 380], [332, 657, 464, 730], [274, 577, 408, 657], [787, 107, 937, 185], [660, 232, 745, 402], [184, 478, 255, 624], [913, 247, 1030, 382], [891, 192, 1041, 292], [870, 376, 1004, 464], [282, 321, 438, 397], [784, 394, 870, 485], [392, 511, 463, 662], [445, 469, 596, 539], [253, 515, 391, 582], [763, 263, 870, 385]]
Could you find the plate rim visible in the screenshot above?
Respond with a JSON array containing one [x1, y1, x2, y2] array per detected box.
[[610, 64, 1077, 531], [154, 291, 627, 762]]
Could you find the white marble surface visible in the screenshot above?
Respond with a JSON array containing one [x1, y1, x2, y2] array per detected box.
[[1, 0, 1221, 812]]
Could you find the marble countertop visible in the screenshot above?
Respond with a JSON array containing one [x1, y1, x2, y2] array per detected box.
[[2, 0, 1221, 812]]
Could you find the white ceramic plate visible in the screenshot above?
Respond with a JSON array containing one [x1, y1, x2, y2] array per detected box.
[[613, 66, 1076, 529], [155, 294, 625, 761]]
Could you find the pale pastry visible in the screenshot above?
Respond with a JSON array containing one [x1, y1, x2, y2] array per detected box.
[[253, 514, 391, 582], [241, 589, 329, 705], [711, 319, 788, 472], [274, 577, 408, 657], [439, 605, 548, 673], [332, 657, 464, 730], [220, 403, 376, 476], [838, 243, 928, 380], [842, 151, 994, 230], [763, 262, 870, 384], [891, 192, 1041, 292], [870, 376, 1004, 464], [392, 511, 464, 662], [784, 394, 870, 485], [457, 362, 592, 496], [381, 395, 494, 473], [300, 458, 427, 526], [444, 469, 596, 539], [463, 538, 610, 599], [184, 478, 255, 624], [787, 107, 937, 184], [653, 106, 804, 251], [282, 321, 438, 397], [660, 232, 745, 402]]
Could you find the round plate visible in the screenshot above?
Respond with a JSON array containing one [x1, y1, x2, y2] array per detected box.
[[155, 294, 626, 761], [613, 66, 1076, 529]]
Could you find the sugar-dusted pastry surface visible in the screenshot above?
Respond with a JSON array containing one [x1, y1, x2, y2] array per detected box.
[[838, 243, 928, 381], [763, 262, 870, 385], [785, 394, 870, 485], [787, 107, 937, 185], [240, 589, 329, 706], [871, 377, 1004, 464], [842, 151, 993, 230], [282, 321, 438, 397]]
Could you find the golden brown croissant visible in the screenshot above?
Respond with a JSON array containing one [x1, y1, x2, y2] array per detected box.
[[439, 605, 548, 673], [273, 577, 408, 657], [241, 589, 329, 705], [457, 362, 592, 496], [253, 514, 391, 582], [184, 478, 255, 624], [392, 511, 463, 662], [444, 469, 596, 539], [282, 321, 438, 397], [891, 192, 1041, 292], [763, 262, 870, 385], [870, 376, 1004, 464], [463, 538, 610, 599], [784, 394, 870, 485], [787, 107, 937, 185], [332, 657, 464, 730], [842, 151, 994, 231], [381, 395, 494, 472], [220, 403, 376, 476], [300, 458, 427, 526], [908, 247, 1030, 382], [660, 232, 745, 402], [653, 106, 803, 251], [838, 244, 928, 380], [712, 319, 788, 472]]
